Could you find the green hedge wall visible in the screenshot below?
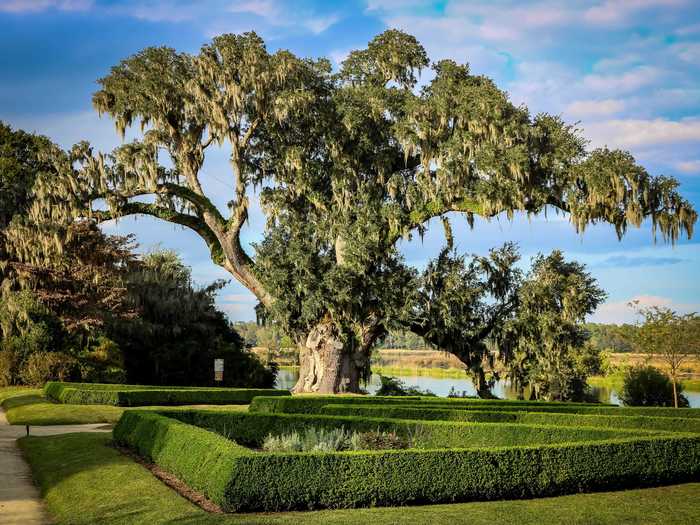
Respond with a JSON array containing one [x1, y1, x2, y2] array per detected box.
[[44, 382, 289, 406], [320, 404, 700, 434], [113, 411, 253, 504], [162, 409, 647, 449], [249, 395, 700, 418], [248, 395, 422, 414], [113, 409, 700, 512]]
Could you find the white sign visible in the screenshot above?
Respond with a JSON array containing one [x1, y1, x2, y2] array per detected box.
[[214, 359, 224, 372]]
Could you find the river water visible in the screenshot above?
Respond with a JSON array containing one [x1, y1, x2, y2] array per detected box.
[[276, 368, 700, 408]]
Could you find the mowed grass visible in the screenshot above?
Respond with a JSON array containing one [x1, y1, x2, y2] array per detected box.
[[0, 392, 249, 425], [0, 386, 43, 401], [20, 432, 700, 525], [2, 393, 124, 425]]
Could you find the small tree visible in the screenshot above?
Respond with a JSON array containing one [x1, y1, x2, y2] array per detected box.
[[496, 251, 606, 401], [632, 305, 699, 408], [619, 365, 688, 407]]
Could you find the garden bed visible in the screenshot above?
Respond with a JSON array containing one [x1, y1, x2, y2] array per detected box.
[[113, 407, 700, 512]]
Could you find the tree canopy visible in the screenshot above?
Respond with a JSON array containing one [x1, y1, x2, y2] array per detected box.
[[13, 30, 697, 393], [0, 123, 274, 388]]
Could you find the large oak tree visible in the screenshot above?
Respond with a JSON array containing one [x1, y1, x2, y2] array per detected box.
[[14, 31, 696, 393]]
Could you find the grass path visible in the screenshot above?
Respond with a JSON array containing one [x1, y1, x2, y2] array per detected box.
[[20, 431, 700, 525], [0, 406, 112, 525]]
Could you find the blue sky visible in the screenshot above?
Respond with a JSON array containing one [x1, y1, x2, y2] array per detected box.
[[1, 0, 699, 324]]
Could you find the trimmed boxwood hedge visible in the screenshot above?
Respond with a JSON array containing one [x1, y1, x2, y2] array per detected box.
[[320, 404, 700, 434], [160, 409, 649, 449], [113, 409, 700, 512], [249, 395, 700, 418], [248, 395, 422, 414], [44, 381, 289, 406]]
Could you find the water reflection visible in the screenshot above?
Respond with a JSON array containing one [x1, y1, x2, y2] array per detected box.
[[276, 368, 699, 407]]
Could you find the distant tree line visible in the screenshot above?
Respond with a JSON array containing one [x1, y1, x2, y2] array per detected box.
[[0, 122, 275, 388], [585, 323, 638, 353], [240, 321, 647, 356]]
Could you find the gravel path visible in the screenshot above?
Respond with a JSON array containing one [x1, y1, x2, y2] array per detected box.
[[0, 408, 111, 525]]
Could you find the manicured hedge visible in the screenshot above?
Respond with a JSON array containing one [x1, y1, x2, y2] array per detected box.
[[249, 395, 700, 418], [321, 404, 700, 434], [44, 381, 219, 401], [162, 409, 647, 449], [44, 381, 289, 406], [113, 409, 700, 512]]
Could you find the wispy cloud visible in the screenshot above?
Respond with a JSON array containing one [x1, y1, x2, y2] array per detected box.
[[0, 0, 92, 12], [228, 0, 340, 34], [565, 99, 626, 117], [676, 159, 700, 174], [229, 0, 277, 18], [585, 117, 700, 149], [583, 66, 662, 94], [583, 0, 687, 26], [589, 294, 700, 324], [595, 255, 685, 268], [221, 293, 258, 303], [113, 1, 201, 23]]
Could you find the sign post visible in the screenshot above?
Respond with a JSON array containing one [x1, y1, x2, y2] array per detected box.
[[214, 358, 224, 383]]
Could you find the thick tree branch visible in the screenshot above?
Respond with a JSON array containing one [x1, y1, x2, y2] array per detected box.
[[91, 202, 226, 266]]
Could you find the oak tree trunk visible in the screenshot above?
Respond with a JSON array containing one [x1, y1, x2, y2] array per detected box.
[[292, 320, 367, 394]]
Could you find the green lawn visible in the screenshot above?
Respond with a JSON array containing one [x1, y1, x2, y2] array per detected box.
[[1, 393, 124, 425], [0, 386, 43, 402], [20, 432, 700, 525], [0, 392, 250, 425]]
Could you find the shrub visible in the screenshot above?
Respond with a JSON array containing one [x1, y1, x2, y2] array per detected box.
[[0, 349, 20, 387], [620, 365, 689, 407], [18, 351, 77, 386], [114, 409, 700, 512], [261, 427, 408, 452], [375, 375, 435, 396], [353, 430, 407, 450], [263, 427, 351, 452]]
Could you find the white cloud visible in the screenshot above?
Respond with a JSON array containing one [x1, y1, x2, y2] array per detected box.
[[329, 48, 351, 68], [583, 66, 661, 94], [228, 0, 339, 34], [117, 1, 198, 23], [584, 117, 700, 149], [675, 23, 700, 35], [221, 293, 258, 303], [675, 160, 700, 174], [304, 13, 340, 34], [565, 99, 626, 117], [229, 0, 278, 18], [589, 294, 699, 324], [583, 0, 686, 26], [0, 0, 92, 12], [4, 110, 135, 152], [365, 0, 429, 11], [672, 42, 700, 63]]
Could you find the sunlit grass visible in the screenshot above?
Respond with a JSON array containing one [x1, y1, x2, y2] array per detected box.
[[20, 432, 700, 525], [0, 393, 249, 425]]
